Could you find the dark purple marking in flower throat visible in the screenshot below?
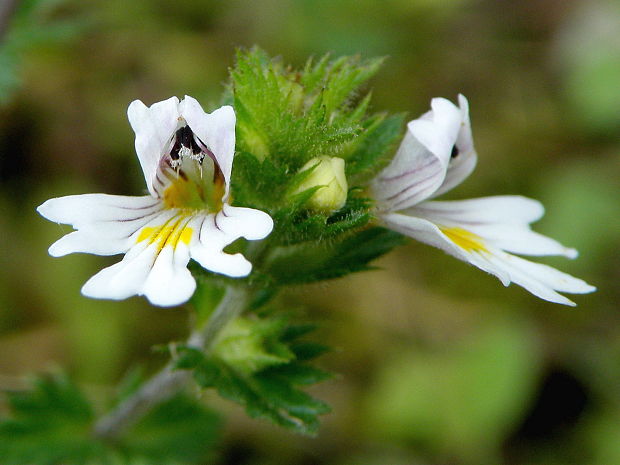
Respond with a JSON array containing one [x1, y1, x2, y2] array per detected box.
[[451, 145, 459, 158], [170, 125, 206, 164], [168, 125, 224, 188]]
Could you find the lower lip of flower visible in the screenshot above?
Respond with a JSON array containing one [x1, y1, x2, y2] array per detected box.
[[136, 215, 194, 252], [440, 226, 487, 253]]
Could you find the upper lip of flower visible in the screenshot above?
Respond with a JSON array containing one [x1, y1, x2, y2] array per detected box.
[[128, 95, 237, 203], [372, 94, 477, 212], [37, 96, 273, 307], [371, 94, 595, 306]]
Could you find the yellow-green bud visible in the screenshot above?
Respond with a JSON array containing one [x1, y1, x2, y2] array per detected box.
[[294, 156, 348, 211]]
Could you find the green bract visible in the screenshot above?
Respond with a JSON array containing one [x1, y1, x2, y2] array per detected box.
[[175, 315, 331, 435], [227, 48, 405, 286]]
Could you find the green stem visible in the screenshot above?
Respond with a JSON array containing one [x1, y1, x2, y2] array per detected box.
[[92, 285, 250, 441]]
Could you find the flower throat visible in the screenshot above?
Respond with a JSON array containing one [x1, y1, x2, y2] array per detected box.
[[170, 125, 208, 168], [164, 125, 224, 210]]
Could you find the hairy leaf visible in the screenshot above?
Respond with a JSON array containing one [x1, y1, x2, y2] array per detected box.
[[175, 317, 331, 435], [227, 49, 406, 287], [264, 226, 406, 285], [0, 373, 221, 465]]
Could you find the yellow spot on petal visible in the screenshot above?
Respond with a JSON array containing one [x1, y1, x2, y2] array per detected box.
[[440, 226, 487, 253], [178, 227, 193, 245], [136, 220, 193, 253], [137, 227, 155, 244]]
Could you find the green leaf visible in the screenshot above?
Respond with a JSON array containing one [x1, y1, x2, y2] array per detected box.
[[261, 363, 332, 386], [230, 151, 292, 210], [122, 395, 221, 465], [176, 316, 331, 435], [229, 47, 386, 204], [0, 373, 101, 465], [264, 226, 406, 285], [0, 373, 221, 465], [289, 341, 331, 362], [346, 113, 406, 183], [226, 49, 406, 285]]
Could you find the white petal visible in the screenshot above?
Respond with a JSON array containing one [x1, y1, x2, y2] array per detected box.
[[141, 243, 196, 307], [468, 225, 577, 258], [39, 194, 167, 257], [217, 204, 274, 240], [410, 97, 462, 159], [380, 212, 510, 283], [410, 196, 545, 225], [72, 209, 170, 243], [188, 214, 253, 277], [179, 97, 236, 198], [483, 251, 595, 306], [181, 206, 272, 279], [81, 214, 198, 307], [81, 241, 157, 302], [380, 210, 595, 305], [432, 94, 478, 197], [191, 247, 252, 278], [37, 194, 160, 227], [371, 97, 462, 211], [409, 196, 576, 258], [128, 97, 180, 196], [49, 231, 131, 257]]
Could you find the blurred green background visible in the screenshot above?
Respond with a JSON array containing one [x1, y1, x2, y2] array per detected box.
[[0, 0, 618, 464]]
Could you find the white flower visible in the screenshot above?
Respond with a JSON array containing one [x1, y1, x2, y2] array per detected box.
[[371, 95, 595, 306], [38, 96, 273, 307]]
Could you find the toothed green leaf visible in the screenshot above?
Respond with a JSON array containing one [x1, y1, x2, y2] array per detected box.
[[0, 373, 221, 465], [175, 316, 331, 435], [264, 226, 406, 285], [227, 49, 405, 290]]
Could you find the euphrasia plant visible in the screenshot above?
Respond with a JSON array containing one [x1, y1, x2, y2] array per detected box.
[[2, 48, 594, 464]]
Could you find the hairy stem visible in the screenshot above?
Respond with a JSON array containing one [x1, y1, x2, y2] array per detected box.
[[92, 285, 250, 441]]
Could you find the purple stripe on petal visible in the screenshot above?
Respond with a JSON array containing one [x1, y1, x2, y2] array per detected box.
[[377, 158, 437, 182]]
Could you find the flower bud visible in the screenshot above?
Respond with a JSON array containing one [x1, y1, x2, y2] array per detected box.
[[294, 156, 348, 211]]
